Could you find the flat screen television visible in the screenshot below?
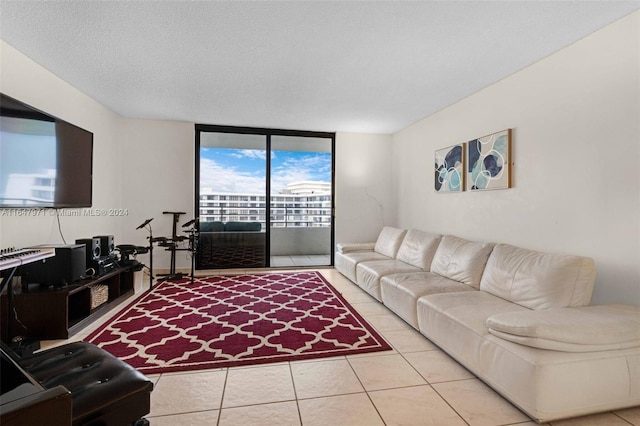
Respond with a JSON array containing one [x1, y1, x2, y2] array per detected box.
[[0, 93, 93, 208]]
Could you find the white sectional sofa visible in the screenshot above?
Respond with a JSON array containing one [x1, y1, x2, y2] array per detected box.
[[335, 227, 640, 423]]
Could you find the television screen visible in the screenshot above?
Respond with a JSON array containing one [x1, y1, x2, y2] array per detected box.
[[0, 93, 93, 208]]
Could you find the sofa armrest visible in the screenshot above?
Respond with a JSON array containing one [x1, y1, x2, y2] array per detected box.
[[336, 243, 376, 254]]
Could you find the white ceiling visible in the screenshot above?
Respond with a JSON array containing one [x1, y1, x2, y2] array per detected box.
[[1, 1, 638, 134]]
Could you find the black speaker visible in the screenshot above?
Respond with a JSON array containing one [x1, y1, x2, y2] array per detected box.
[[75, 238, 101, 265], [94, 235, 115, 257], [23, 244, 86, 287]]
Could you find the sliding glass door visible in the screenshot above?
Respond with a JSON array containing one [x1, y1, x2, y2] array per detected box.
[[270, 135, 333, 267], [197, 131, 267, 269], [195, 125, 334, 270]]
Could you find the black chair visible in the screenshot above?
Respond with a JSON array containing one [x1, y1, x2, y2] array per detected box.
[[2, 341, 153, 426]]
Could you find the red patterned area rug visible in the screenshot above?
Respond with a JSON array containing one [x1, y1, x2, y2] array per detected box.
[[85, 271, 391, 374]]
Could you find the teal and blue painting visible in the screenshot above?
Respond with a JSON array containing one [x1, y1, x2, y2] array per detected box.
[[434, 143, 464, 192], [467, 129, 511, 190]]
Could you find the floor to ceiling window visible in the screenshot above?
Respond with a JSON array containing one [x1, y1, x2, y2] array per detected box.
[[195, 125, 335, 270]]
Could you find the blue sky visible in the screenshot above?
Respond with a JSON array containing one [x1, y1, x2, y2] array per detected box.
[[200, 148, 331, 194]]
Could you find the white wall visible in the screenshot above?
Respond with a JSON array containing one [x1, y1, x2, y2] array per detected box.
[[335, 132, 395, 245], [392, 12, 640, 305], [119, 118, 195, 270], [0, 40, 126, 248]]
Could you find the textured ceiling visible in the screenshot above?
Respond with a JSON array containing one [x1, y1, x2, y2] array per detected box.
[[0, 1, 638, 134]]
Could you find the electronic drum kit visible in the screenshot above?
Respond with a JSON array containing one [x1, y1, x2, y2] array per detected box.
[[135, 212, 199, 288]]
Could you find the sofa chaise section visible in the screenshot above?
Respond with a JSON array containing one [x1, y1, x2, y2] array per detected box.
[[415, 242, 640, 422], [418, 296, 640, 421]]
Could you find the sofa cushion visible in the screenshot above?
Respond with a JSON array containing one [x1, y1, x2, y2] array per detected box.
[[395, 229, 441, 270], [430, 235, 494, 288], [487, 304, 640, 352], [374, 227, 407, 258], [381, 271, 475, 328], [335, 251, 391, 283], [479, 244, 596, 310], [417, 291, 529, 371], [356, 260, 421, 301]]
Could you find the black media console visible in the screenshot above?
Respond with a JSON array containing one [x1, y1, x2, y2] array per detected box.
[[1, 265, 138, 342]]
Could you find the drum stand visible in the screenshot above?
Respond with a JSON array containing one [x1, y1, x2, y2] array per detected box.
[[157, 211, 187, 281], [182, 221, 199, 284], [135, 218, 155, 291], [140, 212, 198, 285]]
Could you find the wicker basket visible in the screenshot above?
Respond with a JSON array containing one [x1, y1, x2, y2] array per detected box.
[[89, 284, 109, 310]]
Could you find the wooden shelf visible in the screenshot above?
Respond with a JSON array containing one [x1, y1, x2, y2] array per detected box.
[[1, 265, 139, 341]]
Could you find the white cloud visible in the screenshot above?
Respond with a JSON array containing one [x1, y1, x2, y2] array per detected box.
[[200, 158, 265, 194], [228, 149, 275, 161], [200, 152, 331, 195], [271, 154, 331, 193]]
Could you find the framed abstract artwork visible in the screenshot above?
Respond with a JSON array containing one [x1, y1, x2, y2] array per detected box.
[[434, 143, 465, 193], [466, 129, 512, 191]]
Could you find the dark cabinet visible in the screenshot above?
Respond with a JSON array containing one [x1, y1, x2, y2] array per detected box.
[[1, 267, 137, 341]]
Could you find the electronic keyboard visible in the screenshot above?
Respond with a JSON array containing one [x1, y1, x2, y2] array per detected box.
[[0, 248, 55, 272]]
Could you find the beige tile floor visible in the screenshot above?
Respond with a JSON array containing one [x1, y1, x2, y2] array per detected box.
[[41, 268, 640, 426]]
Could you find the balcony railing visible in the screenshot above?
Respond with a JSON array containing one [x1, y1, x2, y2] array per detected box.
[[199, 206, 331, 228]]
